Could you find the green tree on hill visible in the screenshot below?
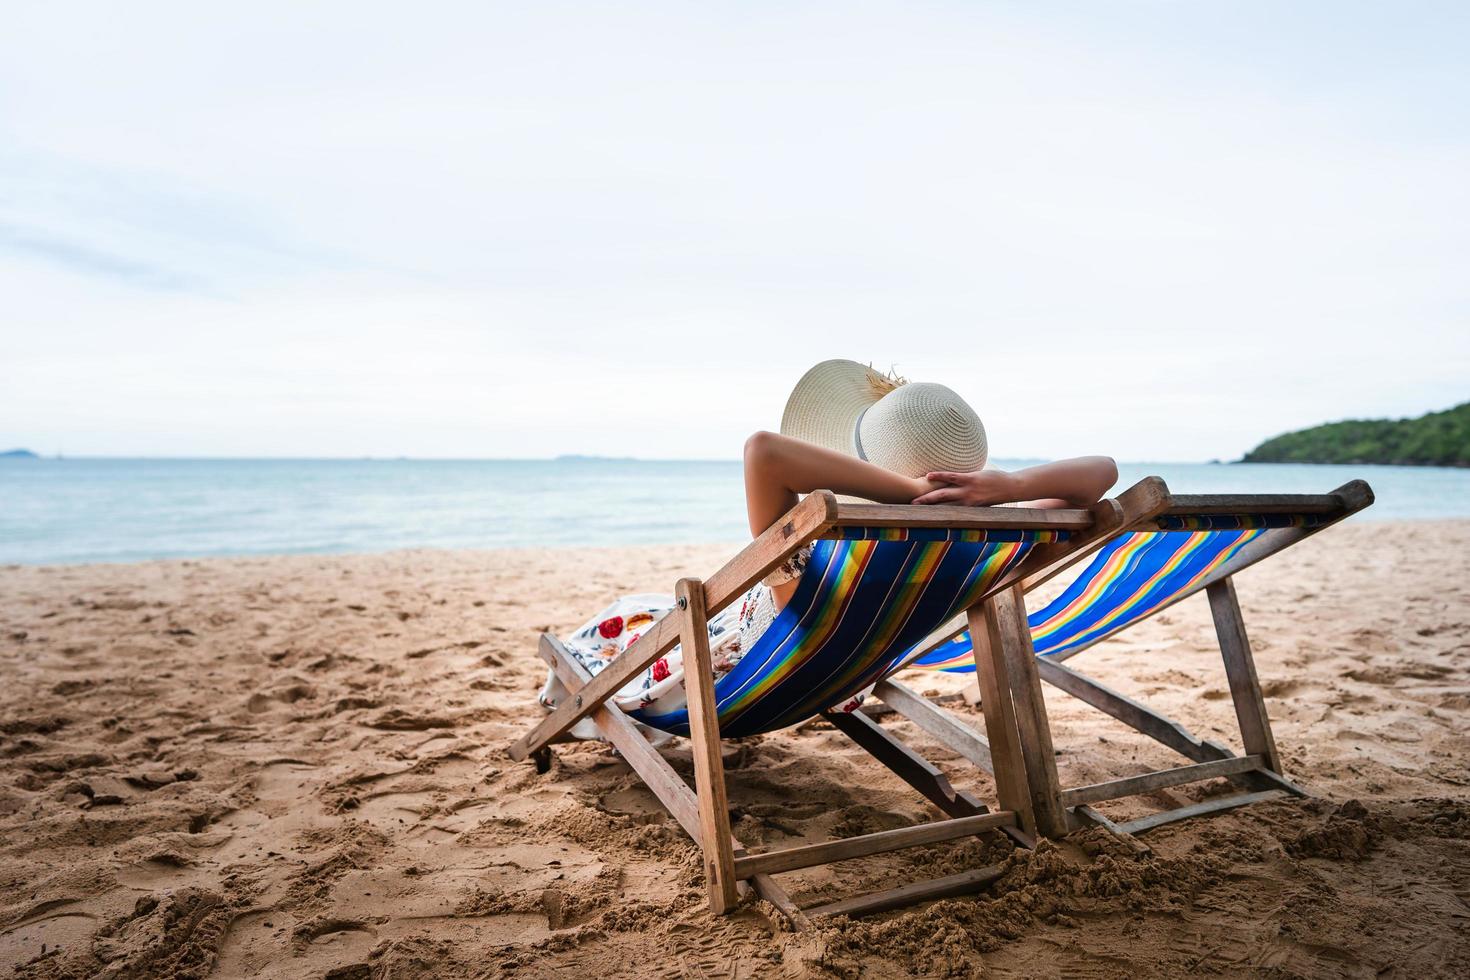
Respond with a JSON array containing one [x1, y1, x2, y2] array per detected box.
[[1243, 402, 1470, 467]]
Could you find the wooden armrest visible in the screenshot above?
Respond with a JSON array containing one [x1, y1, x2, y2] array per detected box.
[[1161, 479, 1374, 518], [828, 503, 1097, 531]]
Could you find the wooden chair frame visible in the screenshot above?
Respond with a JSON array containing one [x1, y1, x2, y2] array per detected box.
[[508, 479, 1170, 923], [903, 480, 1376, 843]]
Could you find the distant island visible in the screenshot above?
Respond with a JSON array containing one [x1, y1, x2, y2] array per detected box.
[[0, 449, 38, 459], [1243, 401, 1469, 467]]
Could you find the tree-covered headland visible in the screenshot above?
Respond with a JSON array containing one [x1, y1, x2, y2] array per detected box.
[[1242, 402, 1470, 467]]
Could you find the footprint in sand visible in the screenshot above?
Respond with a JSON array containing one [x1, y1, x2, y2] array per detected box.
[[216, 913, 376, 980], [0, 910, 98, 975], [1260, 678, 1307, 698], [365, 708, 456, 731], [293, 916, 377, 947], [244, 684, 318, 714], [252, 760, 322, 803]]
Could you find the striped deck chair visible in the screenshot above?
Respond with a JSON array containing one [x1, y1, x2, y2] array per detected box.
[[508, 482, 1164, 924], [896, 479, 1375, 843]]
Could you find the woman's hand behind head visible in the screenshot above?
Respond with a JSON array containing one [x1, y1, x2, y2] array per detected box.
[[911, 469, 1018, 506], [913, 457, 1117, 509]]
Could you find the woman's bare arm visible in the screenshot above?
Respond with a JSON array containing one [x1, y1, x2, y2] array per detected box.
[[740, 433, 1115, 605], [911, 456, 1118, 509], [742, 431, 944, 605], [743, 431, 940, 535]]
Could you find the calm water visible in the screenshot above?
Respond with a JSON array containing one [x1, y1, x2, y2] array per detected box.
[[1, 458, 1466, 565]]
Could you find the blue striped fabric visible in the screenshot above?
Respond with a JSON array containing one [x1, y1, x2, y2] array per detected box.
[[632, 529, 1059, 737], [908, 527, 1265, 672]]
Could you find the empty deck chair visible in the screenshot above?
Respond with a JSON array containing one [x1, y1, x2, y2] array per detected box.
[[508, 483, 1164, 924], [902, 480, 1375, 841]]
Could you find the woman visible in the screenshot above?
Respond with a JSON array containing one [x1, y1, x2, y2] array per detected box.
[[539, 360, 1117, 735]]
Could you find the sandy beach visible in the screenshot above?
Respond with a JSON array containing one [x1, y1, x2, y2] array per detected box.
[[2, 520, 1468, 978]]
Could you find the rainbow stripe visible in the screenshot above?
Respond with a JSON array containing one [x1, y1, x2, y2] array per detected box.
[[1157, 513, 1329, 531], [632, 529, 1055, 737], [720, 539, 878, 716], [953, 539, 1027, 612], [1028, 532, 1158, 645], [910, 527, 1268, 672], [828, 527, 1066, 543]]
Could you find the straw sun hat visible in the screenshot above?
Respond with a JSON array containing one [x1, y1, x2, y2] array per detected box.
[[779, 359, 988, 479]]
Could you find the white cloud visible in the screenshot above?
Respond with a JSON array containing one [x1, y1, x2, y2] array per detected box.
[[2, 1, 1467, 460]]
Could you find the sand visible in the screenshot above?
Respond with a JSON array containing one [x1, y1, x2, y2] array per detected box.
[[1, 521, 1468, 978]]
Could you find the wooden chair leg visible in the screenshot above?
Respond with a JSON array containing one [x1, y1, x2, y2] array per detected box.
[[980, 586, 1068, 838], [536, 633, 808, 926], [1206, 576, 1284, 774], [967, 604, 1036, 835], [676, 577, 740, 914]]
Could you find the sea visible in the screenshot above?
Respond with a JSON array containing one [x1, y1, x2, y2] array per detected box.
[[2, 457, 1467, 565]]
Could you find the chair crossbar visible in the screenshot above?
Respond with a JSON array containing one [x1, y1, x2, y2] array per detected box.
[[1059, 755, 1265, 808], [805, 864, 1008, 919], [823, 709, 989, 819], [1071, 805, 1153, 855], [873, 679, 994, 773], [1116, 789, 1288, 835], [733, 810, 1017, 879], [1036, 658, 1236, 765]]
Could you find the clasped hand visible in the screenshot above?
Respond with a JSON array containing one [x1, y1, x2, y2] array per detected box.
[[911, 469, 1016, 506]]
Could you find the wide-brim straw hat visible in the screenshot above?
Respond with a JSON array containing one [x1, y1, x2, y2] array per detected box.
[[779, 359, 988, 481]]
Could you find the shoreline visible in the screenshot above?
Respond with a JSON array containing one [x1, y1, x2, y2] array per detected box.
[[1, 539, 757, 571], [7, 514, 1470, 569]]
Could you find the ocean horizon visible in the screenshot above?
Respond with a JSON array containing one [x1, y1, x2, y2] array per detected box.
[[3, 456, 1467, 566]]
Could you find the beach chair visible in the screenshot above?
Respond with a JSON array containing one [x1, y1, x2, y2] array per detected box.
[[508, 480, 1168, 924], [901, 480, 1375, 843]]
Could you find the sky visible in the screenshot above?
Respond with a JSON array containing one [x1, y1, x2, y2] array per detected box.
[[2, 1, 1467, 462]]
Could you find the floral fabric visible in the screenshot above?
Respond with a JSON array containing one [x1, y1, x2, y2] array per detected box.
[[536, 544, 871, 738]]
